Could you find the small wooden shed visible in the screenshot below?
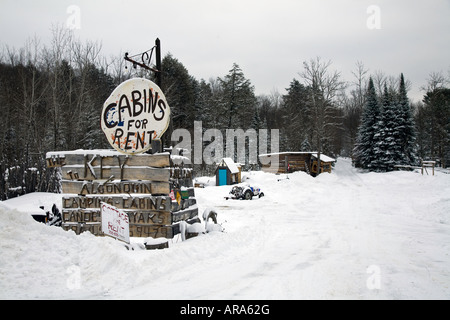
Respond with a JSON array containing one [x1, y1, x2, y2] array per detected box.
[[215, 158, 241, 186]]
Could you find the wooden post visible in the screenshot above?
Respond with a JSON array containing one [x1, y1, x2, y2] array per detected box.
[[317, 151, 321, 174], [421, 161, 436, 176], [155, 38, 170, 150], [155, 38, 162, 88], [151, 139, 162, 154]]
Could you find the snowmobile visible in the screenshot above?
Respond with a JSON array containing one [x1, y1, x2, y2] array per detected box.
[[225, 184, 264, 200]]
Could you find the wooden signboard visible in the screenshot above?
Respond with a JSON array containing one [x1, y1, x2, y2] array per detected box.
[[46, 149, 198, 239], [100, 78, 171, 155], [61, 180, 170, 196], [101, 202, 130, 244]]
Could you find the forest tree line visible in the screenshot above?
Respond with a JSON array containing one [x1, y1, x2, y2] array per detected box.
[[1, 27, 449, 200]]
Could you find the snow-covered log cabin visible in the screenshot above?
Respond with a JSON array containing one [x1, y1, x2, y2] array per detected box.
[[258, 152, 336, 176]]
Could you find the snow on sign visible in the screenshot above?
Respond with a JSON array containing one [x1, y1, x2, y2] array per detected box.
[[101, 202, 130, 244], [101, 78, 171, 154]]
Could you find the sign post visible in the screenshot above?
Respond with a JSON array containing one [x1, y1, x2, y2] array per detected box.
[[46, 53, 201, 243], [101, 202, 130, 244]]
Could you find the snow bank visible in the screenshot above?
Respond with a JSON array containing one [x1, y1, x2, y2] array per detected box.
[[1, 158, 449, 299], [194, 176, 216, 187], [0, 192, 62, 216], [0, 206, 146, 299]]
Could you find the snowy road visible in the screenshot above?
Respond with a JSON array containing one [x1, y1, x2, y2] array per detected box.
[[1, 158, 449, 299], [186, 159, 450, 299]]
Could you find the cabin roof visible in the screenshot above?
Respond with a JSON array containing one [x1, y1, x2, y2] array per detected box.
[[310, 153, 336, 163], [218, 157, 240, 174]]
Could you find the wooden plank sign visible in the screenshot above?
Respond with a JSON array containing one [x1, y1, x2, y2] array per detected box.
[[62, 180, 170, 196], [62, 209, 172, 226], [62, 195, 171, 211], [46, 151, 170, 168], [61, 165, 169, 182], [46, 149, 199, 241]]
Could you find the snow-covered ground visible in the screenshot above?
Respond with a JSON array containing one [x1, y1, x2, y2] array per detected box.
[[1, 158, 449, 299]]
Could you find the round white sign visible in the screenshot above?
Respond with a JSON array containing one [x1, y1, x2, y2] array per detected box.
[[101, 78, 170, 154]]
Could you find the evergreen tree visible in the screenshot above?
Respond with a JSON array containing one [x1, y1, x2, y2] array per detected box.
[[370, 118, 385, 172], [218, 63, 256, 129], [422, 87, 450, 167], [160, 54, 197, 130], [282, 79, 311, 151], [301, 137, 312, 151], [357, 74, 418, 171], [371, 84, 397, 171], [354, 77, 380, 169], [396, 73, 418, 165]]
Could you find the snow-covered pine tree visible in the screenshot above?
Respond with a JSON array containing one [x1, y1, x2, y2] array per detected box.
[[371, 84, 397, 171], [396, 73, 418, 166], [218, 63, 256, 129], [422, 87, 450, 167], [370, 115, 386, 171], [301, 137, 312, 152], [354, 77, 380, 169]]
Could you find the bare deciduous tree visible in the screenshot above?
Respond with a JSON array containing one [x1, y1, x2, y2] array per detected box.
[[299, 57, 346, 173]]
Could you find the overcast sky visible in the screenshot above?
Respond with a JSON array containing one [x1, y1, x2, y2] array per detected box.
[[1, 0, 449, 102]]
